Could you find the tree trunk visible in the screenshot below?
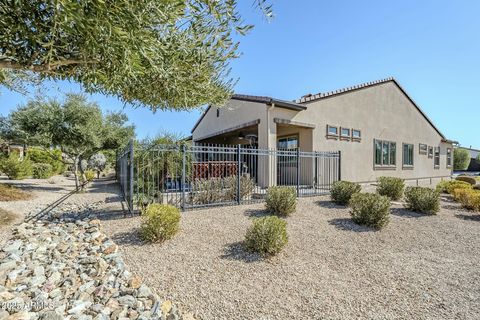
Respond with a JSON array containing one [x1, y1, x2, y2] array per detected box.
[[78, 156, 87, 190], [73, 157, 80, 190]]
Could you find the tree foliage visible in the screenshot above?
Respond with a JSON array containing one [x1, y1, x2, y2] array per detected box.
[[8, 94, 134, 187], [454, 148, 471, 171], [0, 0, 272, 111]]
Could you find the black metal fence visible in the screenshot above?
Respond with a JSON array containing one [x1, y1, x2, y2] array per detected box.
[[116, 141, 341, 212]]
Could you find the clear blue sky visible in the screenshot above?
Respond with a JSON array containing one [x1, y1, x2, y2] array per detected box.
[[1, 0, 479, 148]]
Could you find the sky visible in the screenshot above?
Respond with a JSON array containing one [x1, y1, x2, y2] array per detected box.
[[1, 0, 479, 148]]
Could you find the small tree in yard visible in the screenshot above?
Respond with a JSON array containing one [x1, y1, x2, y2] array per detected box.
[[88, 153, 107, 179], [454, 148, 471, 170], [9, 94, 134, 189]]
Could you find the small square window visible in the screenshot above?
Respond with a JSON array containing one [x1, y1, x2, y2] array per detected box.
[[327, 125, 338, 137], [419, 144, 428, 155], [352, 129, 361, 139], [341, 127, 350, 138]]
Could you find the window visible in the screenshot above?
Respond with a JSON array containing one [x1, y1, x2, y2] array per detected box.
[[447, 148, 452, 167], [403, 143, 414, 167], [434, 147, 440, 168], [216, 108, 220, 117], [428, 146, 434, 158], [352, 129, 361, 140], [340, 127, 351, 140], [326, 125, 338, 138], [277, 136, 298, 150], [374, 139, 396, 167], [419, 144, 428, 155]]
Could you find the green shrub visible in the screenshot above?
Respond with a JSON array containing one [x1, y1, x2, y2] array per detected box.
[[349, 192, 391, 229], [140, 204, 181, 242], [191, 178, 225, 204], [32, 163, 53, 179], [27, 147, 64, 174], [454, 148, 471, 170], [404, 187, 440, 215], [85, 170, 95, 182], [376, 177, 405, 200], [437, 180, 472, 194], [331, 181, 361, 205], [455, 176, 477, 186], [245, 216, 288, 256], [224, 175, 256, 201], [454, 189, 480, 211], [0, 154, 33, 180], [265, 186, 297, 216]]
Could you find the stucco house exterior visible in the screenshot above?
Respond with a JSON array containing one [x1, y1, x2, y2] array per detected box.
[[191, 78, 455, 185]]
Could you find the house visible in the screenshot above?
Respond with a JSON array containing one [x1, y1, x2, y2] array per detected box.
[[191, 78, 455, 185]]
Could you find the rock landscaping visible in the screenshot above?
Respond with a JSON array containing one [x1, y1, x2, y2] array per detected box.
[[0, 202, 185, 319]]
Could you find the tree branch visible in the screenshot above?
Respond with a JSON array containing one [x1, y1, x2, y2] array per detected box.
[[0, 60, 97, 73]]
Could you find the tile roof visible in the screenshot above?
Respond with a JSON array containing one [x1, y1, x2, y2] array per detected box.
[[296, 77, 395, 103]]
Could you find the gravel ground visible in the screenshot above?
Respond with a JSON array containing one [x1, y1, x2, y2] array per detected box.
[[0, 174, 122, 247], [100, 196, 480, 320]]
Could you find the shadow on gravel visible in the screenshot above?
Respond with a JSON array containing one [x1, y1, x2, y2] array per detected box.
[[390, 207, 428, 219], [455, 214, 480, 222], [111, 229, 144, 246], [220, 241, 263, 263], [328, 218, 377, 232], [244, 209, 271, 218], [316, 200, 346, 209]]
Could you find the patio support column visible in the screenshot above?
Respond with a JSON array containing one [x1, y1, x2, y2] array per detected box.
[[257, 104, 277, 188]]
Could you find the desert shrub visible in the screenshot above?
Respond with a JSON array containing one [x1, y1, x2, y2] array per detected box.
[[376, 177, 405, 200], [437, 180, 472, 195], [454, 189, 480, 211], [331, 181, 361, 205], [349, 192, 391, 229], [85, 170, 95, 182], [455, 176, 477, 186], [224, 176, 256, 201], [454, 148, 471, 170], [0, 154, 33, 180], [191, 178, 225, 204], [265, 186, 296, 216], [27, 147, 64, 174], [404, 187, 440, 215], [32, 163, 53, 179], [140, 204, 181, 242], [0, 184, 32, 201], [244, 216, 288, 256]]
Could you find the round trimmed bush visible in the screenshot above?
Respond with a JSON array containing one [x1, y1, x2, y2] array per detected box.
[[331, 181, 361, 205], [376, 177, 405, 200], [245, 216, 288, 256], [455, 176, 477, 186], [404, 186, 440, 215], [0, 154, 33, 180], [454, 189, 480, 211], [265, 186, 296, 216], [439, 180, 473, 195], [349, 192, 391, 229], [85, 170, 95, 182], [32, 163, 53, 179], [140, 204, 181, 242]]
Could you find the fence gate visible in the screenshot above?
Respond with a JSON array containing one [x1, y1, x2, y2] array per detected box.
[[116, 141, 340, 212]]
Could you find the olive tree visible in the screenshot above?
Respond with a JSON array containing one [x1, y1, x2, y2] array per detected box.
[[0, 0, 272, 110], [88, 153, 107, 179], [9, 94, 134, 188], [454, 148, 471, 171]]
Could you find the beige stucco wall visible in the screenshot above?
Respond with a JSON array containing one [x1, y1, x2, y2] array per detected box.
[[192, 81, 453, 183]]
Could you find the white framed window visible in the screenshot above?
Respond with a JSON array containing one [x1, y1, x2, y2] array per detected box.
[[419, 144, 428, 155], [374, 139, 396, 168], [447, 148, 452, 168], [434, 147, 440, 168], [428, 146, 434, 158], [403, 143, 414, 167]]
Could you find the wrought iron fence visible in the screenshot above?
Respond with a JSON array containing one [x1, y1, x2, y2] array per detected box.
[[117, 141, 341, 212]]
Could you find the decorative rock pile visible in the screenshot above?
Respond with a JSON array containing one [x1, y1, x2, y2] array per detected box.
[[0, 203, 184, 319]]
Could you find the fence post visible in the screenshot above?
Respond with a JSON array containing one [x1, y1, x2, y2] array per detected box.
[[338, 151, 342, 181], [296, 149, 300, 197], [181, 144, 186, 211], [237, 144, 241, 205], [129, 139, 134, 213]]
